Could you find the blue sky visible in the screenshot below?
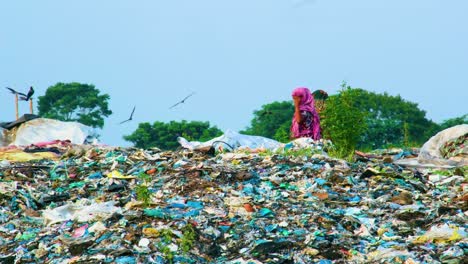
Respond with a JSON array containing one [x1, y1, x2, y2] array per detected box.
[[1, 0, 467, 146]]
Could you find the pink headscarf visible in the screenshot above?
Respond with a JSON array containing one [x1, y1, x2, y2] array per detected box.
[[291, 87, 321, 140]]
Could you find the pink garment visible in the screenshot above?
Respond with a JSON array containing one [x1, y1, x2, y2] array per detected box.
[[291, 87, 322, 140]]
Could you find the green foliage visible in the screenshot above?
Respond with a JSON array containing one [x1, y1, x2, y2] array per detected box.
[[124, 120, 223, 150], [431, 167, 466, 177], [347, 87, 437, 149], [436, 114, 467, 131], [281, 146, 323, 158], [160, 229, 173, 243], [37, 82, 112, 128], [162, 247, 174, 263], [327, 145, 356, 162], [156, 228, 175, 262], [321, 84, 367, 158], [135, 172, 152, 207], [403, 122, 410, 148], [180, 224, 196, 253], [273, 122, 293, 143], [158, 243, 174, 263], [255, 145, 326, 159], [242, 101, 294, 142]]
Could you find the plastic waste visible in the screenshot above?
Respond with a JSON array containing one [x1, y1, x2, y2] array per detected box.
[[413, 223, 467, 244], [42, 200, 122, 225], [178, 129, 284, 151], [0, 136, 466, 263]]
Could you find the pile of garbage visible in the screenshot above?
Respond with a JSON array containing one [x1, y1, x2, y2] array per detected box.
[[0, 137, 467, 263]]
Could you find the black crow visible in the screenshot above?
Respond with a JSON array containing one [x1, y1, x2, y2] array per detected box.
[[19, 87, 34, 101]]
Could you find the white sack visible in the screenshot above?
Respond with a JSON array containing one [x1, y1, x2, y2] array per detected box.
[[418, 124, 468, 166], [11, 118, 94, 146]]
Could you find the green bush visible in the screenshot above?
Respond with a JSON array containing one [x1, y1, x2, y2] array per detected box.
[[321, 84, 367, 158]]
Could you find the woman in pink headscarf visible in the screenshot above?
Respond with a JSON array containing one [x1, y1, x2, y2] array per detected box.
[[291, 87, 321, 140]]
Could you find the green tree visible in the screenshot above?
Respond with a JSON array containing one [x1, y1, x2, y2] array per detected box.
[[321, 86, 367, 158], [436, 114, 467, 131], [241, 101, 294, 142], [37, 82, 112, 128], [348, 88, 438, 149], [124, 120, 223, 150]]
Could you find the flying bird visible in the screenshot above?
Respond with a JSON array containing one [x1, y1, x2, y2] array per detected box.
[[169, 92, 195, 109], [19, 87, 34, 101], [6, 87, 27, 97], [119, 106, 136, 124]]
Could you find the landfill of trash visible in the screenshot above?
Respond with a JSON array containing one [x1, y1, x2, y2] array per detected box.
[[0, 137, 467, 264]]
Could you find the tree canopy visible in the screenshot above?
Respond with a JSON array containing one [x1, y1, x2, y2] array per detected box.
[[347, 88, 438, 149], [436, 114, 467, 132], [37, 82, 112, 128], [124, 120, 223, 150], [241, 101, 294, 142]]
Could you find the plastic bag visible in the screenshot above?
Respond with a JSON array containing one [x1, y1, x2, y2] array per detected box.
[[413, 223, 466, 244], [42, 201, 122, 226]]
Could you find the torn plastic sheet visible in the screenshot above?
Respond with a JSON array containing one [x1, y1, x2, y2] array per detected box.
[[7, 118, 96, 147], [178, 130, 284, 151], [42, 201, 122, 226], [413, 223, 467, 244], [178, 129, 329, 152]]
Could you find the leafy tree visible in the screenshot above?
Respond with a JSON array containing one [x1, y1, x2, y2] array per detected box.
[[321, 86, 367, 158], [347, 88, 438, 149], [241, 101, 294, 142], [436, 114, 467, 131], [124, 120, 223, 150], [37, 82, 112, 128]]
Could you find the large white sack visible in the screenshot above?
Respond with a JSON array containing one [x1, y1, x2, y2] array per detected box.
[[418, 124, 468, 166], [11, 118, 94, 146]]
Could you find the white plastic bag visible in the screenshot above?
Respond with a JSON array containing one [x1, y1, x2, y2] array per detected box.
[[42, 201, 122, 226], [413, 223, 467, 244]]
